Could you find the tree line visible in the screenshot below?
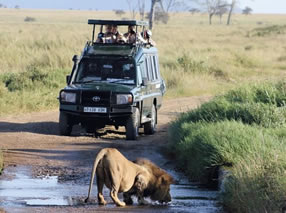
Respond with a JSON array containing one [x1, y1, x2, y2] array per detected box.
[[118, 0, 253, 29]]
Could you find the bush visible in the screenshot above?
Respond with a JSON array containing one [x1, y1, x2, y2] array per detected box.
[[177, 96, 286, 128], [145, 11, 170, 24], [224, 82, 286, 107], [113, 9, 125, 17], [24, 16, 36, 22], [167, 81, 286, 212], [168, 121, 284, 179], [249, 25, 286, 37], [0, 68, 70, 115], [177, 53, 209, 73], [1, 66, 48, 92], [223, 156, 286, 213], [176, 83, 286, 127]]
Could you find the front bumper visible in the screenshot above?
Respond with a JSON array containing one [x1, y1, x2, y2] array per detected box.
[[60, 104, 134, 119]]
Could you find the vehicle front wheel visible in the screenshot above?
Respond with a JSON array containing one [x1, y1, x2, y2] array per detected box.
[[59, 111, 73, 136], [144, 104, 157, 135], [125, 107, 140, 140]]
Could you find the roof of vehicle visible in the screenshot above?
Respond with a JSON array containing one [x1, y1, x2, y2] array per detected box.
[[83, 43, 157, 58], [88, 19, 148, 27]]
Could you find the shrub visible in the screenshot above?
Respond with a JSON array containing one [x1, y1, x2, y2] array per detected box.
[[167, 81, 286, 212], [24, 16, 36, 22], [0, 68, 70, 115], [168, 121, 283, 180], [176, 96, 286, 128], [177, 53, 208, 73], [145, 10, 170, 24], [1, 66, 48, 92], [224, 82, 286, 107], [233, 53, 256, 68], [113, 9, 125, 17], [249, 25, 286, 37], [223, 152, 286, 213]]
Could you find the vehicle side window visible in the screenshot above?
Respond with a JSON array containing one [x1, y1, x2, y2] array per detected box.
[[146, 55, 155, 81], [144, 57, 150, 81], [152, 55, 158, 80], [137, 65, 143, 85], [149, 55, 155, 81]]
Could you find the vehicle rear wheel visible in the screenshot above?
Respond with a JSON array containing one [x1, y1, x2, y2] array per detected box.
[[125, 107, 140, 140], [59, 112, 73, 136], [144, 104, 157, 135]]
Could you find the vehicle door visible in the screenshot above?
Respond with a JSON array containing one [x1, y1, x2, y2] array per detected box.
[[138, 55, 152, 120], [148, 54, 161, 108]]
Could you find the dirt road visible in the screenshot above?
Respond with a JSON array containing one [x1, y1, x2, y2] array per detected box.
[[0, 96, 223, 213]]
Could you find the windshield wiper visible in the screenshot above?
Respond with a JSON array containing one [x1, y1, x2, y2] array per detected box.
[[110, 79, 132, 84], [73, 80, 100, 84]]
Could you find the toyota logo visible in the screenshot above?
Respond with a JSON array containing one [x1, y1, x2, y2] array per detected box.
[[92, 96, 100, 102]]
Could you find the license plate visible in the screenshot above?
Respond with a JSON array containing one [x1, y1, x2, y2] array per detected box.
[[84, 107, 107, 113]]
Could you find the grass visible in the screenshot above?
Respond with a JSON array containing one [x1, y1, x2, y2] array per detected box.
[[0, 9, 286, 115], [167, 82, 286, 213], [0, 8, 285, 211]]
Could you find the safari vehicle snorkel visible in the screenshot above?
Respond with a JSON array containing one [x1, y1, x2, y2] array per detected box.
[[59, 19, 165, 140]]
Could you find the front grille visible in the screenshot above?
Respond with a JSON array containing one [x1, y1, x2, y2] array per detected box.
[[81, 91, 111, 106]]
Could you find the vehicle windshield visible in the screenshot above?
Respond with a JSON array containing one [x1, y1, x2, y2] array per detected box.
[[74, 57, 136, 85]]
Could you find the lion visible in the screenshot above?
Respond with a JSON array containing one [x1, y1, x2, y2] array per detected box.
[[85, 148, 174, 207], [123, 158, 174, 205]]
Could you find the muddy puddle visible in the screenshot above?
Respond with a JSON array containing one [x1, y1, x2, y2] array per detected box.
[[0, 166, 224, 212]]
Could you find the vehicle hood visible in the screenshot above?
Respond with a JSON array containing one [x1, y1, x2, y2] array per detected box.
[[64, 82, 135, 93]]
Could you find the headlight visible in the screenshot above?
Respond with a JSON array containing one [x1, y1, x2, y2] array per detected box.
[[116, 94, 133, 105], [61, 91, 76, 103]]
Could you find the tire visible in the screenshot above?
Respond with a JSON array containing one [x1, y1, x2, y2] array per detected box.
[[144, 104, 157, 135], [126, 107, 140, 140], [85, 126, 97, 134], [59, 111, 73, 136]]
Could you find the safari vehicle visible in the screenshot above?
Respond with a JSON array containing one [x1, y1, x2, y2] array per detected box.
[[58, 19, 166, 140]]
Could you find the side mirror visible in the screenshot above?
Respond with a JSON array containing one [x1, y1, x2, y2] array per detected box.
[[66, 75, 71, 85], [142, 77, 148, 86], [72, 55, 79, 63]]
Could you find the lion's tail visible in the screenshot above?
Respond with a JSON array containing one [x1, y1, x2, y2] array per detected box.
[[85, 148, 109, 202]]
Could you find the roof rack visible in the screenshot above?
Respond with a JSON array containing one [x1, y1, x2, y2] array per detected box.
[[88, 19, 149, 45], [88, 19, 148, 27], [86, 19, 153, 51]]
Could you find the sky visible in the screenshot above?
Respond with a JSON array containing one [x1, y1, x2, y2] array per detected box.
[[0, 0, 285, 14]]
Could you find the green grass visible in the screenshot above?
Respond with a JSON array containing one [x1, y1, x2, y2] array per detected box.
[[0, 67, 70, 115], [167, 82, 286, 213]]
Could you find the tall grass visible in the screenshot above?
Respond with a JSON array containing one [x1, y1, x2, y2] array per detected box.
[[0, 67, 69, 115], [167, 82, 286, 212], [0, 9, 286, 114]]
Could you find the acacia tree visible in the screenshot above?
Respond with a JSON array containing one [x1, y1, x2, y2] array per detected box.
[[200, 0, 228, 25], [149, 0, 185, 29], [161, 0, 187, 12], [242, 6, 252, 15], [194, 0, 242, 25], [215, 3, 228, 24]]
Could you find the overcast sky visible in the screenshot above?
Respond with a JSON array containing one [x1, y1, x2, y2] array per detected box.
[[0, 0, 285, 14]]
